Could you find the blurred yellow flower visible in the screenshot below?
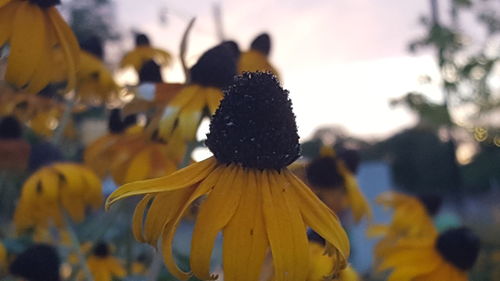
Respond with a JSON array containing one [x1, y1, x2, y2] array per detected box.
[[159, 42, 236, 141], [120, 33, 172, 72], [238, 33, 280, 79], [0, 0, 79, 93], [76, 50, 119, 104], [85, 242, 126, 281], [107, 73, 349, 281], [378, 228, 479, 281], [14, 162, 102, 236]]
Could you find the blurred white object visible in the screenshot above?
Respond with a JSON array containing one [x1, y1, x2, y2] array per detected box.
[[137, 82, 156, 101]]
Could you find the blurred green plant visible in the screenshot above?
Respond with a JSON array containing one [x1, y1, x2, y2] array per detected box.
[[66, 0, 121, 44]]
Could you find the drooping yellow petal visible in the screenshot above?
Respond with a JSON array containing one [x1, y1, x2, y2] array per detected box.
[[338, 162, 372, 223], [379, 247, 440, 272], [106, 157, 217, 208], [261, 170, 309, 281], [177, 89, 207, 140], [204, 87, 223, 115], [124, 146, 153, 183], [24, 14, 52, 94], [222, 168, 268, 281], [190, 166, 241, 280], [161, 167, 225, 281], [131, 194, 154, 242], [159, 85, 200, 139], [142, 188, 194, 245], [5, 2, 46, 87], [0, 0, 13, 9], [0, 1, 18, 46], [38, 168, 60, 203], [285, 170, 350, 260], [47, 7, 80, 92]]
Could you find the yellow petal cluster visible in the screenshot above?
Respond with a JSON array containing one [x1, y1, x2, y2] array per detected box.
[[14, 163, 102, 234], [0, 0, 79, 93], [107, 157, 350, 281]]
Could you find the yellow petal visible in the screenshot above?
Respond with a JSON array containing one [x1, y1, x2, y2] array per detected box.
[[204, 87, 223, 115], [106, 157, 217, 209], [24, 15, 52, 94], [0, 0, 13, 8], [177, 88, 207, 140], [159, 85, 199, 139], [5, 2, 46, 87], [132, 194, 154, 242], [261, 170, 309, 281], [0, 1, 18, 46], [190, 166, 241, 280], [47, 7, 79, 92], [379, 247, 440, 272], [106, 257, 127, 278], [284, 170, 350, 260], [161, 167, 223, 281], [222, 168, 268, 281], [38, 168, 60, 203], [142, 188, 193, 245], [339, 164, 372, 223], [124, 146, 153, 183]]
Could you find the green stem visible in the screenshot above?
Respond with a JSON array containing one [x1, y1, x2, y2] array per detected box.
[[62, 212, 94, 281]]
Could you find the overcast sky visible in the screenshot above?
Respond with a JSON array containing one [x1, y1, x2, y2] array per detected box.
[[112, 0, 444, 141]]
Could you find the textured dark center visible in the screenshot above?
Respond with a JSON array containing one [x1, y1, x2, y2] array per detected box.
[[9, 244, 61, 281], [189, 43, 237, 89], [250, 33, 271, 56], [93, 242, 110, 257], [417, 194, 442, 217], [436, 227, 480, 270], [306, 156, 345, 189], [29, 0, 60, 8], [206, 72, 300, 170]]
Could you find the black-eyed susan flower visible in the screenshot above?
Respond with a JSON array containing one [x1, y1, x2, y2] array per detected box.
[[14, 162, 102, 238], [84, 109, 139, 178], [379, 227, 480, 281], [120, 33, 172, 72], [107, 72, 349, 281], [238, 33, 280, 79], [86, 127, 182, 186], [9, 244, 61, 281], [76, 51, 118, 104], [367, 191, 440, 262], [306, 146, 371, 223], [85, 242, 126, 281], [75, 36, 119, 104], [158, 42, 237, 141], [0, 0, 79, 94]]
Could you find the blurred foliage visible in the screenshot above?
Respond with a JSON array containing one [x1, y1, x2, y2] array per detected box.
[[408, 0, 500, 118], [66, 0, 121, 44], [462, 144, 500, 193], [366, 127, 461, 195]]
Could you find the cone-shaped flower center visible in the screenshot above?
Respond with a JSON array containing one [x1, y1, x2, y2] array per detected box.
[[9, 244, 61, 281], [189, 43, 237, 89], [29, 0, 60, 8], [206, 72, 300, 170], [306, 156, 345, 188], [92, 242, 111, 258], [435, 227, 480, 270]]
